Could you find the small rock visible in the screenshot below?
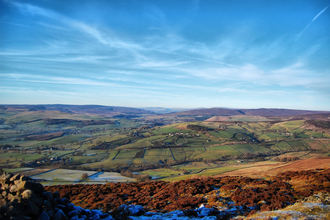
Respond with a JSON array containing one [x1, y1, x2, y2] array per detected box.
[[57, 204, 66, 210], [53, 191, 60, 199], [61, 198, 70, 206], [7, 193, 15, 201], [73, 205, 85, 213], [39, 211, 50, 220], [43, 200, 54, 212], [2, 184, 9, 190], [66, 203, 75, 211], [18, 181, 44, 194], [47, 210, 55, 218], [4, 173, 13, 181], [144, 212, 159, 216], [0, 198, 6, 207], [169, 210, 185, 217], [52, 210, 68, 220], [42, 191, 54, 202], [102, 216, 114, 220], [128, 205, 144, 215], [10, 174, 20, 182], [9, 185, 18, 193], [92, 214, 100, 220], [14, 180, 21, 185], [6, 205, 22, 217], [199, 207, 218, 217], [67, 210, 78, 218], [21, 189, 33, 199], [26, 200, 40, 216], [31, 194, 44, 206]]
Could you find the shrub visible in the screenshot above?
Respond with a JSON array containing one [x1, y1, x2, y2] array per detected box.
[[81, 173, 89, 180]]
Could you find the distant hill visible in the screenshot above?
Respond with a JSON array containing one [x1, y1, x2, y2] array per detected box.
[[0, 104, 155, 117], [141, 107, 195, 114], [146, 107, 329, 120]]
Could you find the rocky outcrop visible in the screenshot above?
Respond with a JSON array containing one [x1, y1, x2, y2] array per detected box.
[[0, 173, 114, 220]]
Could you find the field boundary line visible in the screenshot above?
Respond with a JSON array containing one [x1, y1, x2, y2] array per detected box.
[[318, 140, 327, 150], [227, 145, 243, 155], [284, 141, 295, 151], [142, 148, 146, 158], [30, 169, 57, 178], [249, 143, 262, 153], [168, 148, 176, 161], [112, 150, 120, 160]]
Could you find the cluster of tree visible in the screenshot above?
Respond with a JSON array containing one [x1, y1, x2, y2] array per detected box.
[[273, 156, 299, 162], [43, 118, 115, 126], [120, 170, 151, 182], [24, 132, 64, 141], [187, 124, 210, 131]]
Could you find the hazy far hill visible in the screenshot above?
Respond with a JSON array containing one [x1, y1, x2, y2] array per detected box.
[[0, 104, 155, 117], [141, 107, 196, 114], [145, 107, 330, 120]]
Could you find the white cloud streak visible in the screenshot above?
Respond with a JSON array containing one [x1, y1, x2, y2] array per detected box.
[[298, 5, 329, 38]]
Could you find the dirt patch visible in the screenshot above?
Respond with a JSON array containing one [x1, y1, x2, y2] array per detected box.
[[262, 157, 330, 175], [176, 124, 188, 130], [216, 163, 287, 177], [216, 157, 330, 178]]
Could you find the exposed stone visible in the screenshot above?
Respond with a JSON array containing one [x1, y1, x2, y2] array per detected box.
[[31, 194, 44, 206], [9, 185, 18, 193], [43, 200, 54, 213], [18, 181, 44, 194], [26, 200, 40, 216], [14, 180, 21, 186], [53, 191, 60, 199], [38, 211, 50, 220], [67, 210, 78, 218], [7, 193, 14, 201], [21, 189, 33, 199], [2, 184, 9, 190], [3, 173, 13, 181], [0, 198, 6, 207], [128, 205, 144, 215], [52, 210, 68, 220], [42, 191, 53, 202], [9, 174, 20, 182], [6, 205, 23, 217]]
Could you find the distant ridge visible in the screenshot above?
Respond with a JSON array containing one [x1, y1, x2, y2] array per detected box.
[[141, 107, 195, 114], [0, 104, 155, 117], [1, 105, 328, 118], [150, 107, 329, 118]]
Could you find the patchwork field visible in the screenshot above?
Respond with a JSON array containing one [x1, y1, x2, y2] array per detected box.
[[30, 169, 135, 186], [1, 108, 330, 187]]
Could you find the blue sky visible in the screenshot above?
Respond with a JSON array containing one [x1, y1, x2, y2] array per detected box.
[[0, 0, 330, 110]]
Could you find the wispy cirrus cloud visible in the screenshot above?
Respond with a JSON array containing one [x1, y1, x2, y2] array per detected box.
[[5, 0, 143, 52], [188, 62, 329, 88], [298, 5, 329, 38]]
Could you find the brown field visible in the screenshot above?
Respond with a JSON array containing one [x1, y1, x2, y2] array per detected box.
[[263, 157, 330, 174], [305, 139, 326, 150], [216, 163, 287, 177], [217, 157, 330, 177]]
